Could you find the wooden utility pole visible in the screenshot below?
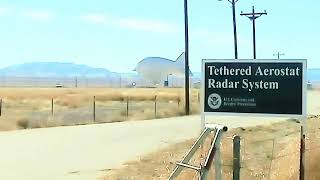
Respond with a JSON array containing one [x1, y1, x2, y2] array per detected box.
[[219, 0, 239, 59], [184, 0, 190, 115], [241, 6, 267, 59]]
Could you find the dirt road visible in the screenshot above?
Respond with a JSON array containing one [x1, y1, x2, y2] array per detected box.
[[0, 91, 318, 180]]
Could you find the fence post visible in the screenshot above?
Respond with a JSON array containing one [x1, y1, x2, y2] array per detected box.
[[93, 96, 96, 122], [126, 96, 129, 119], [154, 95, 157, 118], [177, 97, 180, 116], [268, 139, 275, 179], [233, 135, 241, 180], [0, 98, 2, 117], [51, 98, 54, 116]]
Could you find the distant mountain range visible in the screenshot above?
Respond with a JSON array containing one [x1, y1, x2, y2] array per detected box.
[[0, 62, 116, 77], [0, 62, 319, 82]]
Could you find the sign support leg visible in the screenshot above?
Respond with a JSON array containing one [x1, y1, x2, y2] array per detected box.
[[299, 118, 306, 180]]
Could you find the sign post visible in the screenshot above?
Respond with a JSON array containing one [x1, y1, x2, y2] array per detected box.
[[201, 59, 307, 179]]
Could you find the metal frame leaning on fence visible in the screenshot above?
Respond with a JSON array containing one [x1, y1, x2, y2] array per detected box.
[[201, 59, 307, 180], [168, 124, 228, 180]]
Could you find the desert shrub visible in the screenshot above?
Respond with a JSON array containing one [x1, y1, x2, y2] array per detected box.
[[156, 94, 179, 102], [16, 118, 29, 129], [96, 94, 125, 101], [55, 95, 91, 108], [128, 95, 155, 101], [120, 110, 127, 117]]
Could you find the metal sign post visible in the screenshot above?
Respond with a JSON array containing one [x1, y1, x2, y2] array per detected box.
[[299, 116, 307, 180], [299, 125, 305, 180]]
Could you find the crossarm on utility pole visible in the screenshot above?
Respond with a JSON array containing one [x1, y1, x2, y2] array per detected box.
[[240, 6, 267, 59]]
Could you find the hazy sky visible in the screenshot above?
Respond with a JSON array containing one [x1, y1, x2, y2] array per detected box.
[[0, 0, 319, 72]]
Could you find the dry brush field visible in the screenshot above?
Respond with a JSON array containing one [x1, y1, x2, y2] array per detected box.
[[0, 88, 200, 131]]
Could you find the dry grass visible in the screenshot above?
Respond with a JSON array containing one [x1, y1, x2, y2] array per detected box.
[[0, 88, 200, 131], [103, 117, 320, 180]]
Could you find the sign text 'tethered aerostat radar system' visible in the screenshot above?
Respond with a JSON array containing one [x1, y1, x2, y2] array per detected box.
[[201, 59, 307, 117]]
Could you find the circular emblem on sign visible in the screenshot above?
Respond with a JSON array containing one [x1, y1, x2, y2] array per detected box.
[[208, 93, 222, 109]]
